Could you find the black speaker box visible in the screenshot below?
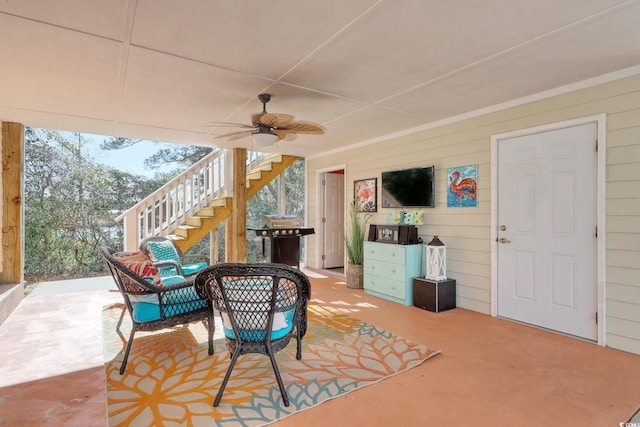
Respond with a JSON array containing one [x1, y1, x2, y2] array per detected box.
[[413, 278, 456, 313], [367, 224, 418, 245]]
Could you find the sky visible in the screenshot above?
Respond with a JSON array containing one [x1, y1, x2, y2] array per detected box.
[[82, 133, 183, 178]]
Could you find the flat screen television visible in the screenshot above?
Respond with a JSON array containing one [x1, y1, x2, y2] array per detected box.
[[381, 166, 435, 208]]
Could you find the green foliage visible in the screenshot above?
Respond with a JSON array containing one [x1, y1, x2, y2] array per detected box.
[[99, 136, 141, 150], [344, 201, 369, 265], [24, 130, 306, 283], [100, 136, 212, 169], [284, 159, 305, 219], [186, 224, 225, 264], [23, 129, 176, 283]]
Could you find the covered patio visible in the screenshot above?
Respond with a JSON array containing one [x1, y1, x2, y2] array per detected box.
[[1, 271, 638, 426], [1, 3, 640, 424]]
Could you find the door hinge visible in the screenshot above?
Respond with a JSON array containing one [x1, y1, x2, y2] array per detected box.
[[322, 179, 326, 186], [595, 139, 598, 152], [321, 254, 326, 261], [595, 311, 598, 324], [595, 226, 597, 238], [322, 217, 326, 223]]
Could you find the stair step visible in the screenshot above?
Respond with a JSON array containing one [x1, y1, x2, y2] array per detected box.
[[209, 198, 229, 208], [174, 228, 189, 238], [196, 207, 215, 217], [252, 162, 274, 172], [246, 170, 263, 181], [264, 154, 284, 164], [186, 216, 204, 227], [194, 198, 231, 216]]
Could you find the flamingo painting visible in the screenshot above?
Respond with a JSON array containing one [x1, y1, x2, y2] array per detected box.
[[448, 165, 478, 207]]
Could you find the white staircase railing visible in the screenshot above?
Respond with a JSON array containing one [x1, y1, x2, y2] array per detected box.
[[116, 149, 267, 251]]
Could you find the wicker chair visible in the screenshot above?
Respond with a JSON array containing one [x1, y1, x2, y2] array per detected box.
[[99, 246, 214, 374], [194, 263, 311, 407], [139, 236, 209, 279]]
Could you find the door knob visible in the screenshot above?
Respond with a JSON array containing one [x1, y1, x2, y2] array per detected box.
[[499, 225, 507, 231], [498, 238, 511, 244]]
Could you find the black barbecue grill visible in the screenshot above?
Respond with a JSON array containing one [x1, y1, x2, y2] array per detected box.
[[250, 215, 314, 268]]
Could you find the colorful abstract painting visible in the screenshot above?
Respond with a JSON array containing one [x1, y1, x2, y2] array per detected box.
[[447, 164, 478, 207], [354, 178, 377, 212]]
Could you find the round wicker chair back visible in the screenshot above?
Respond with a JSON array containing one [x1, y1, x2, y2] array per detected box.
[[194, 263, 311, 407]]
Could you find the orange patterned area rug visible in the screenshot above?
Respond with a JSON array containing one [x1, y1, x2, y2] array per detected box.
[[103, 302, 440, 426]]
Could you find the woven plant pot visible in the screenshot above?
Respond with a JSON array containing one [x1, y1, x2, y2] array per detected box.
[[346, 264, 364, 289]]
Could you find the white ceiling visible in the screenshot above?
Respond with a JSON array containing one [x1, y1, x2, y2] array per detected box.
[[1, 0, 640, 158]]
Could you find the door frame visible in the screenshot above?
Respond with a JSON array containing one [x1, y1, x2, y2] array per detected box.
[[314, 164, 347, 270], [490, 114, 607, 346]]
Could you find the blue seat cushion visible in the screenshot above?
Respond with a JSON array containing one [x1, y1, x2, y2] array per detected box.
[[222, 309, 295, 341], [157, 261, 208, 277], [130, 284, 206, 323], [182, 261, 208, 276], [218, 279, 296, 341]]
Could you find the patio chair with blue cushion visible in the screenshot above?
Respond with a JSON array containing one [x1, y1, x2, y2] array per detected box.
[[194, 263, 311, 407], [140, 236, 209, 279], [99, 246, 214, 374]]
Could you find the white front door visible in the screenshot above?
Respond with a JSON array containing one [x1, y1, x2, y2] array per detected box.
[[322, 172, 344, 268], [497, 123, 598, 340]]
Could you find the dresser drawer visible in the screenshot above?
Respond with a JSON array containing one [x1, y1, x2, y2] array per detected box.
[[364, 275, 405, 300], [364, 241, 406, 264], [364, 260, 407, 281]]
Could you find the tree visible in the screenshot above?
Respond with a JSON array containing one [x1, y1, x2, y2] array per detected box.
[[24, 129, 162, 282], [100, 137, 212, 169], [24, 130, 306, 283]]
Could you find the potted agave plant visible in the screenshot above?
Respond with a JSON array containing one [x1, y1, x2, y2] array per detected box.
[[344, 200, 369, 289]]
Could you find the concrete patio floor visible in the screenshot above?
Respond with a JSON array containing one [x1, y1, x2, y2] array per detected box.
[[1, 270, 639, 426]]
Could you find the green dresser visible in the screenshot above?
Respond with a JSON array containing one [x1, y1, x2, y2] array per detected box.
[[363, 241, 424, 306]]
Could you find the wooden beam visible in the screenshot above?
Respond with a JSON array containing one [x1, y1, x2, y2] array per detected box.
[[225, 148, 247, 262], [1, 122, 24, 284]]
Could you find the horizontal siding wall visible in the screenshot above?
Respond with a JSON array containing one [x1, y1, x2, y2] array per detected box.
[[307, 73, 640, 355], [0, 121, 3, 274], [605, 87, 640, 355]]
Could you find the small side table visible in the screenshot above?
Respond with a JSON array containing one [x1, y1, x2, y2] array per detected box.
[[412, 278, 456, 313]]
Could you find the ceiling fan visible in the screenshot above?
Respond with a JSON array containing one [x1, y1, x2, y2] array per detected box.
[[211, 93, 325, 146]]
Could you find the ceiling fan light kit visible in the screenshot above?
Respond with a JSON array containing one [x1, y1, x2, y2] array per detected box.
[[252, 131, 278, 146], [213, 93, 324, 145]]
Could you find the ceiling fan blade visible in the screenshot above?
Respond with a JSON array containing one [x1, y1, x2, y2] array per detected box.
[[228, 132, 253, 141], [282, 121, 325, 135], [251, 112, 265, 125], [206, 122, 255, 129], [215, 129, 253, 140], [272, 129, 291, 142], [259, 113, 295, 127]]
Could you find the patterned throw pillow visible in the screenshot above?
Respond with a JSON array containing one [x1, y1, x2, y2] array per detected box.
[[146, 240, 181, 263], [121, 260, 162, 292], [113, 251, 148, 262]]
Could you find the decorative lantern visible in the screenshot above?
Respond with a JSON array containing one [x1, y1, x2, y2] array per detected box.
[[425, 235, 447, 281]]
